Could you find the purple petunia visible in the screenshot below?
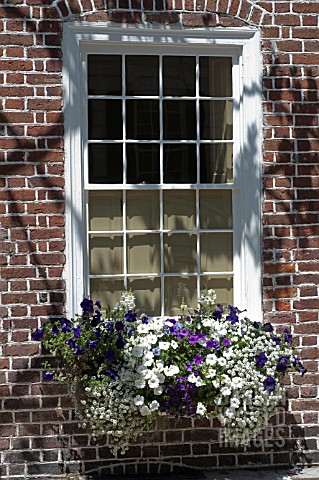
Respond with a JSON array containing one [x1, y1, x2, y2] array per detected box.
[[293, 358, 307, 376], [142, 316, 149, 324], [263, 322, 274, 333], [51, 325, 59, 335], [255, 352, 267, 368], [74, 346, 85, 355], [276, 356, 290, 372], [116, 335, 126, 349], [72, 326, 82, 338], [43, 371, 54, 381], [263, 376, 276, 392], [186, 362, 193, 372], [115, 321, 124, 332], [87, 340, 97, 350], [272, 336, 281, 345], [80, 298, 94, 314], [206, 339, 220, 350], [226, 305, 239, 324], [125, 310, 137, 322], [60, 318, 72, 333], [67, 338, 76, 349], [193, 355, 203, 365], [105, 369, 117, 379], [188, 334, 198, 345], [31, 328, 44, 341], [178, 328, 189, 338], [283, 328, 293, 346], [222, 337, 231, 347], [94, 300, 101, 309], [104, 348, 116, 361]]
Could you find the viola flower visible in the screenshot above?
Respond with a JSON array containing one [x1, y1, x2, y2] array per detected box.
[[31, 328, 44, 341], [104, 348, 116, 361], [263, 376, 276, 392], [254, 352, 267, 368], [43, 371, 54, 381], [72, 326, 82, 338], [60, 318, 72, 333], [80, 298, 94, 314]]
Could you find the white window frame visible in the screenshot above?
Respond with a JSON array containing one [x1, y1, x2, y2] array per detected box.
[[63, 23, 262, 322]]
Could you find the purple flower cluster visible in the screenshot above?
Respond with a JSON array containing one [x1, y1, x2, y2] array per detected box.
[[254, 352, 267, 368], [160, 377, 197, 416], [226, 305, 239, 324]]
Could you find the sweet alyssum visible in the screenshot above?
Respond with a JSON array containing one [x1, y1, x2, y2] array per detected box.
[[32, 290, 306, 454]]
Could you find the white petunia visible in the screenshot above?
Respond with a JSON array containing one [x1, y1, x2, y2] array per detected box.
[[164, 365, 180, 377], [132, 345, 144, 358], [170, 340, 178, 349], [133, 395, 144, 406], [159, 341, 170, 350], [139, 405, 151, 416], [196, 402, 207, 416], [137, 323, 149, 334], [153, 386, 163, 395], [149, 400, 159, 412]]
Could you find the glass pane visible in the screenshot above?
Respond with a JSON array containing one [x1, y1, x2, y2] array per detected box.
[[200, 143, 233, 184], [126, 55, 159, 96], [200, 233, 233, 272], [163, 56, 196, 97], [163, 190, 196, 230], [200, 100, 233, 140], [199, 57, 232, 97], [163, 144, 196, 183], [200, 276, 233, 305], [164, 233, 197, 273], [90, 235, 123, 275], [88, 100, 122, 140], [89, 191, 122, 231], [127, 144, 160, 184], [88, 55, 122, 96], [127, 277, 161, 317], [126, 100, 159, 140], [88, 144, 123, 184], [90, 278, 124, 312], [200, 190, 232, 229], [164, 276, 197, 316], [127, 191, 160, 230], [163, 100, 196, 140], [127, 234, 160, 274]]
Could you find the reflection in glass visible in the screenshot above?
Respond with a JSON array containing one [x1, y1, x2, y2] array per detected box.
[[127, 144, 160, 184], [126, 100, 159, 140], [164, 233, 197, 273], [89, 191, 122, 231], [88, 55, 122, 96], [200, 190, 232, 229], [200, 143, 233, 183], [163, 190, 196, 230], [163, 144, 196, 183], [200, 276, 233, 304], [88, 100, 122, 140], [200, 100, 233, 140], [127, 277, 161, 317], [127, 191, 160, 230], [199, 57, 232, 97], [164, 276, 197, 316], [163, 56, 196, 97], [126, 56, 159, 96], [163, 100, 196, 140], [90, 278, 124, 311], [200, 233, 233, 272], [88, 144, 123, 184], [89, 235, 123, 275], [127, 234, 160, 274]]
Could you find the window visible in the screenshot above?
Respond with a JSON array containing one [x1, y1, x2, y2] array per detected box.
[[64, 25, 262, 320]]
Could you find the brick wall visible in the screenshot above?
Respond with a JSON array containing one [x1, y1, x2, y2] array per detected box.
[[0, 0, 318, 478]]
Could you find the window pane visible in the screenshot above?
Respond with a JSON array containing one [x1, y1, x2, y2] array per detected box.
[[199, 57, 232, 97], [163, 100, 196, 140], [89, 191, 122, 231], [200, 143, 233, 184], [163, 190, 196, 230], [127, 234, 160, 274], [200, 100, 233, 140], [127, 277, 161, 317], [127, 191, 160, 230], [163, 144, 196, 183], [200, 190, 232, 229], [126, 100, 159, 140], [126, 55, 159, 96], [164, 233, 197, 273], [163, 56, 196, 97], [200, 276, 233, 305], [88, 55, 122, 96], [89, 235, 123, 275], [90, 278, 124, 311], [88, 100, 122, 140], [200, 233, 233, 272], [164, 276, 197, 316], [127, 144, 160, 184], [88, 144, 123, 184]]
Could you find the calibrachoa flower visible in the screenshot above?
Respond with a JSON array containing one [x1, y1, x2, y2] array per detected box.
[[31, 290, 306, 454]]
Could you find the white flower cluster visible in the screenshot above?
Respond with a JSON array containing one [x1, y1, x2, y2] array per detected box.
[[78, 377, 154, 455], [112, 290, 136, 313]]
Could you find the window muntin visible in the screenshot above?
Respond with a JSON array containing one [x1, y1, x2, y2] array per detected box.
[[86, 53, 235, 316]]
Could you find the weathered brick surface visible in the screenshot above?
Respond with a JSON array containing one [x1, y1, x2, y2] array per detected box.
[[0, 0, 318, 478]]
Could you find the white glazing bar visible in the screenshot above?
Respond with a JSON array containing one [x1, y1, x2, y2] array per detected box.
[[89, 271, 234, 279], [122, 54, 127, 290], [196, 54, 201, 300], [159, 54, 165, 317], [88, 229, 233, 234], [87, 183, 236, 190]]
